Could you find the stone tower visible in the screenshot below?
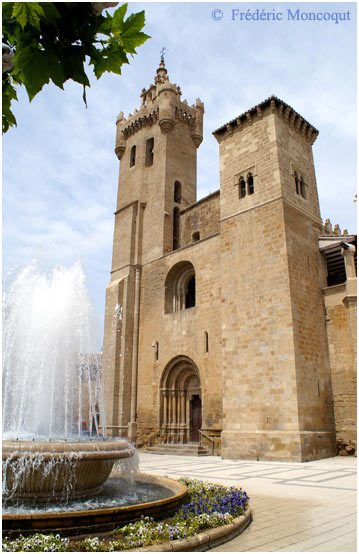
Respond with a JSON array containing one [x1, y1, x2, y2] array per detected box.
[[102, 57, 204, 440], [213, 97, 336, 460]]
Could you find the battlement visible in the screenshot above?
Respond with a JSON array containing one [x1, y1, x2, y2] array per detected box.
[[117, 108, 160, 139]]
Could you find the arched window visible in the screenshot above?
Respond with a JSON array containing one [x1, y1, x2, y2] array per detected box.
[[173, 207, 180, 251], [247, 172, 254, 195], [130, 145, 136, 167], [239, 176, 246, 198], [294, 171, 300, 195], [165, 261, 196, 313], [174, 181, 182, 203], [145, 137, 154, 166]]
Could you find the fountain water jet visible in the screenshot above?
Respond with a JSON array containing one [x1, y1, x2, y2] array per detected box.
[[2, 260, 187, 536], [2, 260, 135, 503]]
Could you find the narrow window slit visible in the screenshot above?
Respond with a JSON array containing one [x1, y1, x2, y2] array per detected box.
[[130, 145, 136, 167], [145, 138, 154, 166]]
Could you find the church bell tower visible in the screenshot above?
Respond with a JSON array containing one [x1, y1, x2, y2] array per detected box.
[[102, 56, 204, 440]]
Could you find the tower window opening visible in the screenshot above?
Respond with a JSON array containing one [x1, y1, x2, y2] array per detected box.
[[300, 177, 306, 199], [239, 177, 246, 198], [247, 172, 254, 195], [294, 171, 300, 195], [204, 331, 209, 353], [154, 341, 159, 361], [130, 145, 136, 167], [145, 138, 154, 166], [173, 207, 180, 251], [185, 275, 196, 309], [192, 231, 200, 242], [174, 181, 182, 203]]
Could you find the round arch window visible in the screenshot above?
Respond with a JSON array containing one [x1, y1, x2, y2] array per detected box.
[[164, 261, 196, 313]]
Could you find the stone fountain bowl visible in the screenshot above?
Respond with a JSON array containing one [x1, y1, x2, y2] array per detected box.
[[2, 439, 133, 502], [3, 473, 188, 537]]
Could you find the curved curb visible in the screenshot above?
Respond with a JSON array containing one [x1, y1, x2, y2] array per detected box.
[[134, 507, 252, 552]]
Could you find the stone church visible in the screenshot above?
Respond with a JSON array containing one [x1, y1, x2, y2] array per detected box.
[[102, 57, 356, 462]]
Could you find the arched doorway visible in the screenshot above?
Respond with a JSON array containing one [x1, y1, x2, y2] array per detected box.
[[160, 356, 201, 444]]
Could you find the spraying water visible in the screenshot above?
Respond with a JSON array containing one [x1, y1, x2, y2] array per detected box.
[[1, 260, 181, 530], [2, 260, 106, 442]]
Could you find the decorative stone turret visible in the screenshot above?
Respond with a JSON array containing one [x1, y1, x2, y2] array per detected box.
[[114, 111, 126, 160], [157, 56, 177, 133], [114, 55, 204, 159], [191, 98, 204, 147]]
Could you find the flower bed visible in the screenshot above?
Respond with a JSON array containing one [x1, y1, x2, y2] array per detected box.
[[3, 479, 250, 552]]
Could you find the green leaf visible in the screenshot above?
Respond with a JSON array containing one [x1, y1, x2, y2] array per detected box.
[[91, 43, 129, 79], [2, 78, 18, 133], [13, 45, 66, 99], [122, 10, 146, 35], [44, 50, 65, 89], [57, 47, 90, 87], [115, 11, 150, 54], [98, 12, 114, 35], [111, 3, 128, 33], [11, 2, 45, 30], [2, 105, 17, 133], [39, 2, 60, 25], [13, 46, 51, 100], [2, 2, 15, 22], [90, 52, 108, 80]]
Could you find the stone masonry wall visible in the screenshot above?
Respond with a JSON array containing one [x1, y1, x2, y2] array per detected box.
[[180, 191, 220, 247], [283, 204, 336, 458], [324, 285, 357, 453], [135, 236, 223, 446], [220, 200, 302, 461]]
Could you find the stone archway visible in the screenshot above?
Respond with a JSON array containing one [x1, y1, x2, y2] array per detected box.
[[160, 356, 201, 444]]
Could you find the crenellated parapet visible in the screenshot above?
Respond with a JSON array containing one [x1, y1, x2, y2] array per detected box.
[[121, 109, 160, 138], [115, 56, 204, 159], [213, 95, 319, 145]]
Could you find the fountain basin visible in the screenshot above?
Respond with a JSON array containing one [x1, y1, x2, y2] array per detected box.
[[3, 440, 134, 502], [3, 473, 188, 537]]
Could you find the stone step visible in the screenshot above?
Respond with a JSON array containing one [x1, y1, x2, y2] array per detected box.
[[144, 443, 210, 456]]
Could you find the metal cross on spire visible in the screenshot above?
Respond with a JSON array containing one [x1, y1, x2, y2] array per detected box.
[[160, 47, 167, 64]]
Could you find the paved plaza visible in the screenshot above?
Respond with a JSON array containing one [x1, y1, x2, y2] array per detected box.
[[138, 452, 357, 552]]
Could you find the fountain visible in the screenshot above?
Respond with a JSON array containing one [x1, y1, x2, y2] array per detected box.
[[2, 261, 187, 535]]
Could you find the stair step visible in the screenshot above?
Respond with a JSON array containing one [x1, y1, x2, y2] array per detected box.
[[144, 443, 209, 456]]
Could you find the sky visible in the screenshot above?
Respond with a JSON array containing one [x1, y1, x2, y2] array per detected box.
[[2, 1, 357, 342]]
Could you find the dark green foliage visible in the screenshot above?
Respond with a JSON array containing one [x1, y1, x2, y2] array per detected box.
[[2, 2, 150, 132]]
